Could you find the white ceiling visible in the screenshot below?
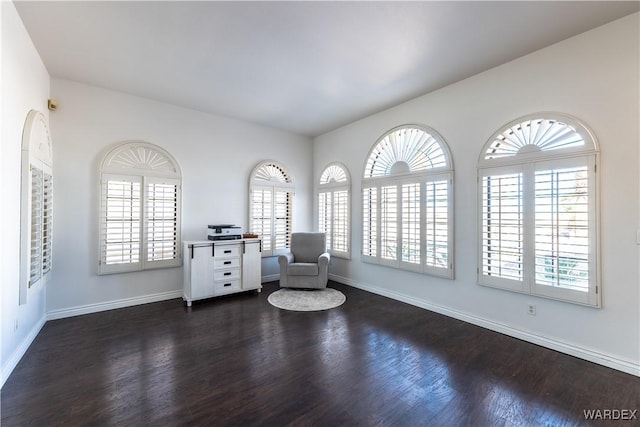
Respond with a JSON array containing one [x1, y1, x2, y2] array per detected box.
[[15, 1, 639, 137]]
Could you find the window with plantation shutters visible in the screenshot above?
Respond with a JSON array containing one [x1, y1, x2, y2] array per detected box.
[[362, 124, 454, 278], [318, 163, 351, 258], [99, 142, 181, 274], [249, 161, 294, 257], [478, 113, 599, 307], [20, 110, 53, 305]]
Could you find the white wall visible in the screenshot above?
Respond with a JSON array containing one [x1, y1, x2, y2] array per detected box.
[[1, 1, 50, 386], [47, 78, 312, 315], [2, 2, 636, 386], [314, 14, 640, 374]]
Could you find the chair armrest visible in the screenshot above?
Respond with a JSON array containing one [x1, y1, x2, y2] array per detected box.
[[278, 252, 294, 288], [318, 252, 330, 268], [278, 252, 294, 267]]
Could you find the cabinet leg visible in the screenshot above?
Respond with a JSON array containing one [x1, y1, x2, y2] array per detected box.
[[186, 300, 192, 307], [257, 288, 262, 293]]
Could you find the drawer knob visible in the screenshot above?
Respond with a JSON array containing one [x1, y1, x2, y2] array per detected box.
[[224, 283, 232, 287], [224, 272, 232, 276], [224, 250, 232, 254], [224, 261, 232, 265]]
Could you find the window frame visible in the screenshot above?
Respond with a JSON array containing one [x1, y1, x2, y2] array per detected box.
[[362, 124, 455, 279], [318, 162, 351, 259], [249, 160, 294, 257], [98, 141, 182, 275], [477, 113, 600, 307], [20, 110, 53, 305]]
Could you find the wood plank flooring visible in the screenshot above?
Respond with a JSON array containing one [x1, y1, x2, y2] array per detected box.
[[2, 281, 638, 426]]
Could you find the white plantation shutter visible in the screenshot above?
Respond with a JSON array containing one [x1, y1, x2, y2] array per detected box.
[[99, 142, 182, 274], [42, 172, 53, 275], [30, 167, 44, 285], [380, 185, 398, 262], [362, 125, 454, 278], [332, 190, 349, 254], [249, 161, 294, 257], [401, 182, 420, 265], [146, 179, 180, 265], [480, 170, 525, 290], [478, 113, 599, 307], [274, 189, 292, 251], [425, 178, 449, 272], [362, 187, 377, 259], [532, 158, 597, 305], [27, 165, 53, 287], [100, 175, 142, 272], [252, 188, 273, 252], [318, 192, 331, 249], [534, 166, 588, 289]]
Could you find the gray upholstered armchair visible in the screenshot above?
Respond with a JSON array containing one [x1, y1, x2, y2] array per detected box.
[[278, 232, 330, 289]]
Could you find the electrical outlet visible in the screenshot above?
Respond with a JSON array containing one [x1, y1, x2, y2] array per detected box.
[[527, 304, 536, 316]]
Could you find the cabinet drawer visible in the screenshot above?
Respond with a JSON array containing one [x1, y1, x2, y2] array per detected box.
[[214, 279, 241, 294], [214, 268, 240, 281], [213, 258, 240, 270], [215, 245, 240, 259]]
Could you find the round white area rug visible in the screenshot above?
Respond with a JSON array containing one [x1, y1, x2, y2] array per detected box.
[[268, 288, 346, 312]]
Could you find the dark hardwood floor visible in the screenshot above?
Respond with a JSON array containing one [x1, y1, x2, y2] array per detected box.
[[2, 281, 638, 426]]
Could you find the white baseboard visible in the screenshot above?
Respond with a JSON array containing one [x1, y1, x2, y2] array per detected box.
[[1, 314, 46, 389], [47, 290, 183, 321], [330, 273, 640, 377], [262, 274, 279, 283]]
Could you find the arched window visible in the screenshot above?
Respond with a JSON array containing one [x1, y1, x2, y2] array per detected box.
[[99, 141, 182, 274], [249, 161, 294, 257], [318, 163, 351, 258], [478, 113, 600, 307], [362, 125, 454, 278], [19, 110, 53, 304]]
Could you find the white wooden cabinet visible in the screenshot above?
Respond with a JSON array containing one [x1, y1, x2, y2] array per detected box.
[[183, 239, 262, 306], [242, 240, 262, 290]]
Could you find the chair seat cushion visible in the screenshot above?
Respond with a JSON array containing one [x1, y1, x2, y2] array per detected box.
[[288, 262, 319, 276]]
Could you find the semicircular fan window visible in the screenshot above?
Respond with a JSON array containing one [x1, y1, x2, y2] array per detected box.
[[254, 163, 291, 183], [484, 118, 585, 160], [105, 144, 178, 175], [320, 164, 348, 184], [365, 127, 447, 178]]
